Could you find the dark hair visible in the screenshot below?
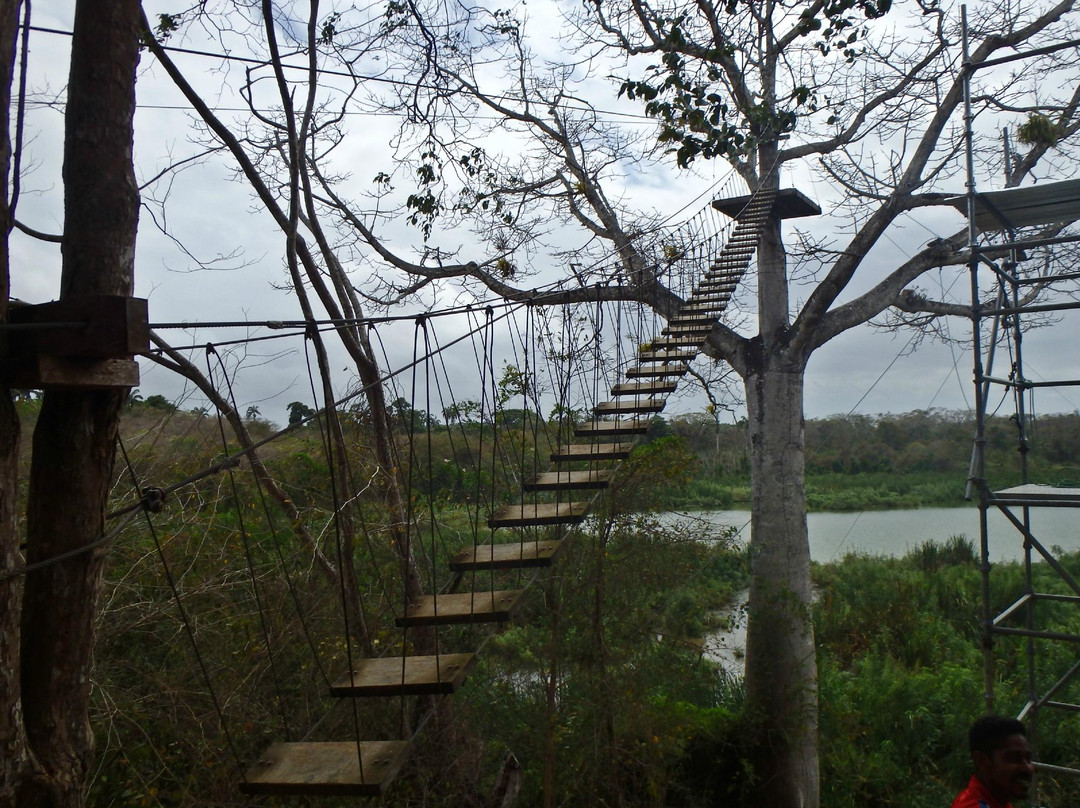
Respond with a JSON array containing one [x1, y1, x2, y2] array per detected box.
[[970, 715, 1027, 756]]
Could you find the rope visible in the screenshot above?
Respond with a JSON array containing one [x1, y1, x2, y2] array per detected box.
[[115, 434, 248, 780]]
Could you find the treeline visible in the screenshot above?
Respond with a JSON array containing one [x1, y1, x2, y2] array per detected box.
[[116, 395, 1080, 512], [664, 407, 1080, 479], [660, 408, 1080, 510]]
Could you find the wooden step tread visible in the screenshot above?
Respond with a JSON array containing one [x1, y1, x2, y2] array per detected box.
[[638, 349, 696, 362], [450, 539, 563, 570], [650, 336, 704, 348], [612, 381, 677, 395], [576, 419, 651, 436], [666, 318, 716, 326], [240, 741, 409, 797], [665, 317, 717, 326], [696, 284, 738, 293], [551, 442, 634, 460], [593, 400, 666, 415], [626, 364, 688, 378], [489, 501, 590, 527], [397, 590, 525, 626], [526, 470, 613, 490], [331, 653, 476, 697]]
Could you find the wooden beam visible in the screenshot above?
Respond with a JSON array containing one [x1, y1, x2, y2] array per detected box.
[[7, 296, 148, 358], [0, 356, 139, 389]]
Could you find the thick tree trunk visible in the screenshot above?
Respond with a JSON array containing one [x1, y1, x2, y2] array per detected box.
[[18, 2, 140, 806], [0, 1, 24, 804], [742, 358, 819, 808], [740, 163, 819, 807]]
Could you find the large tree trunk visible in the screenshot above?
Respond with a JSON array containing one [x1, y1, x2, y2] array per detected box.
[[18, 2, 140, 806], [0, 1, 25, 805], [740, 165, 819, 807], [742, 357, 818, 808]]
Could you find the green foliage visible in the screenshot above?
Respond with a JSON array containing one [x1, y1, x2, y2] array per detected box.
[[618, 0, 892, 166], [814, 545, 1080, 807], [1018, 112, 1062, 147], [286, 400, 315, 425]]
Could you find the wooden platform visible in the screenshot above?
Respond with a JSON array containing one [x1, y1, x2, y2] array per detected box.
[[551, 442, 634, 461], [993, 484, 1080, 504], [450, 539, 563, 570], [525, 470, 613, 490], [239, 741, 410, 797], [396, 590, 525, 626], [711, 187, 821, 219], [489, 501, 590, 526], [330, 653, 476, 697]]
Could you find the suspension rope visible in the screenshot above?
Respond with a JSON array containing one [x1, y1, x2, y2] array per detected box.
[[205, 344, 293, 740], [115, 433, 248, 780]]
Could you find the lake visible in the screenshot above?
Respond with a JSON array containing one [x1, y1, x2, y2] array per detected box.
[[666, 505, 1080, 563]]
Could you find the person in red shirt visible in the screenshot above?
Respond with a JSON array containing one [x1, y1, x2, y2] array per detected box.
[[951, 715, 1035, 808]]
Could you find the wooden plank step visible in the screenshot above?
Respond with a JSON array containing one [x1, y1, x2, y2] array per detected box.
[[667, 315, 715, 326], [397, 590, 525, 626], [330, 653, 476, 697], [664, 322, 714, 332], [240, 741, 410, 797], [678, 306, 724, 316], [668, 314, 716, 323], [489, 501, 590, 527], [706, 267, 748, 275], [593, 400, 665, 415], [525, 469, 613, 490], [551, 442, 634, 461], [626, 364, 688, 378], [688, 293, 732, 301], [450, 539, 563, 570], [612, 381, 678, 395], [576, 419, 651, 436], [650, 335, 704, 348], [638, 349, 696, 362]]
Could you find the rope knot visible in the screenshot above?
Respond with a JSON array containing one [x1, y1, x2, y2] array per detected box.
[[140, 487, 167, 513]]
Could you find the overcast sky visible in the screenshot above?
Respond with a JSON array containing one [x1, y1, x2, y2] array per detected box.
[[13, 1, 1080, 427]]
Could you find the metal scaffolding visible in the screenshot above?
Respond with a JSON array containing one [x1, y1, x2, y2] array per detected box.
[[960, 8, 1080, 780]]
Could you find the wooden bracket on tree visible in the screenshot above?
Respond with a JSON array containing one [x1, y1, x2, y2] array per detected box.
[[0, 295, 148, 389]]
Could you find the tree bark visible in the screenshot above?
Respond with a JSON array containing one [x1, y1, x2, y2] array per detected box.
[[742, 357, 818, 808], [0, 1, 25, 805], [18, 2, 140, 806], [740, 171, 819, 807]]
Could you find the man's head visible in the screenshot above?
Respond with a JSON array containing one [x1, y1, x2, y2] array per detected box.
[[969, 715, 1034, 803]]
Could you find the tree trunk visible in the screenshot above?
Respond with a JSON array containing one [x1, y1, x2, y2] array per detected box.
[[741, 357, 819, 808], [18, 2, 140, 806], [740, 165, 819, 808], [0, 1, 24, 804]]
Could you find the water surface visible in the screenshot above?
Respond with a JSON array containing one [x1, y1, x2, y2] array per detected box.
[[668, 505, 1080, 563]]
